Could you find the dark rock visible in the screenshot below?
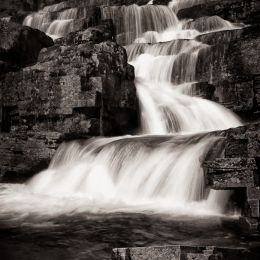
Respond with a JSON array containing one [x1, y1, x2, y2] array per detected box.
[[204, 158, 256, 188], [0, 38, 138, 136], [0, 131, 61, 182], [196, 25, 260, 117], [189, 82, 216, 100], [56, 19, 116, 45], [203, 122, 260, 232], [0, 20, 54, 73], [153, 0, 171, 5]]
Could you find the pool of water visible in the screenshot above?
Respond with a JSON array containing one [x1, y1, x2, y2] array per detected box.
[[0, 184, 260, 260]]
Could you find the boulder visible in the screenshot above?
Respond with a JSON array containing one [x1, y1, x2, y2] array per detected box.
[[57, 19, 116, 45], [0, 20, 53, 73]]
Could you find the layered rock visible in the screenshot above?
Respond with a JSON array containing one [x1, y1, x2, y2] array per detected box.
[[195, 25, 260, 119], [0, 21, 138, 181], [204, 122, 260, 231]]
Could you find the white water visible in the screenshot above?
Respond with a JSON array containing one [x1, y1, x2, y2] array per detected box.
[[101, 2, 241, 45], [23, 5, 82, 38], [169, 0, 205, 12], [0, 2, 243, 218], [0, 135, 231, 217], [102, 4, 180, 45]]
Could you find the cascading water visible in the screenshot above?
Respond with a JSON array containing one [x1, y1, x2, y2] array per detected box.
[[26, 134, 231, 215], [2, 2, 243, 217], [23, 5, 84, 39], [169, 0, 205, 12]]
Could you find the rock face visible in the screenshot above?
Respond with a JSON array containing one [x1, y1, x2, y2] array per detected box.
[[203, 122, 260, 231], [0, 20, 53, 74], [195, 25, 260, 118], [0, 20, 138, 181], [152, 1, 260, 119]]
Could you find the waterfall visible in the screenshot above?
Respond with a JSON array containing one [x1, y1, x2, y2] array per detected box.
[[168, 0, 205, 11], [23, 5, 83, 39], [102, 4, 180, 45], [126, 38, 240, 134], [183, 16, 241, 33], [14, 2, 243, 216], [27, 135, 223, 210]]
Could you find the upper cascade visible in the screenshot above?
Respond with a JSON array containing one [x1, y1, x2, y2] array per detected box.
[[23, 7, 83, 39], [102, 4, 179, 45]]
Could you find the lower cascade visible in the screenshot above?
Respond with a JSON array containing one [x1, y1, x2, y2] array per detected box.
[[1, 1, 244, 217], [26, 134, 232, 215]]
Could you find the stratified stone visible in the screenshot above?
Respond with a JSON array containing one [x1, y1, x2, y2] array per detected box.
[[247, 187, 260, 200], [204, 158, 256, 189], [203, 122, 260, 232], [0, 131, 61, 182], [0, 22, 139, 180]]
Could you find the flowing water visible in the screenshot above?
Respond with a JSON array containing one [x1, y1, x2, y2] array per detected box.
[[1, 1, 258, 260]]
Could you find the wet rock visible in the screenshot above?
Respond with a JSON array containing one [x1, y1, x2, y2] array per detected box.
[[195, 25, 260, 117], [0, 20, 54, 73], [57, 19, 116, 45], [0, 29, 138, 135], [187, 82, 215, 100], [0, 131, 61, 182], [204, 158, 256, 188], [203, 122, 260, 232]]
